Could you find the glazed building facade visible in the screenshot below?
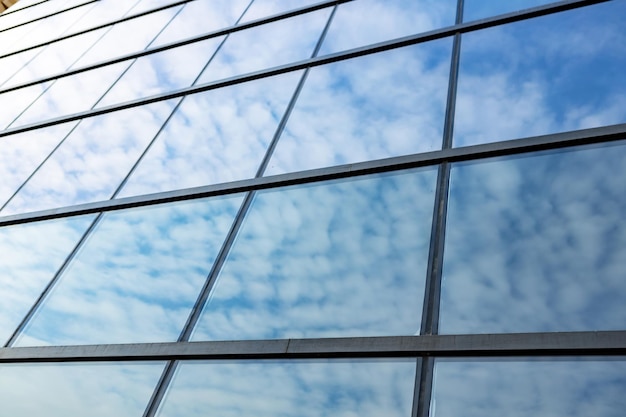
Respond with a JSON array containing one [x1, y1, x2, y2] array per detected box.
[[0, 0, 625, 415]]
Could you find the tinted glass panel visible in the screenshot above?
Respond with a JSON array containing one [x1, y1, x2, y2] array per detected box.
[[433, 359, 626, 417], [14, 195, 243, 346], [319, 0, 456, 55], [192, 168, 436, 340], [441, 142, 626, 334], [2, 101, 177, 216], [117, 72, 301, 198], [266, 40, 451, 175], [158, 359, 416, 417], [0, 215, 95, 345], [463, 0, 557, 22], [0, 362, 164, 416], [454, 1, 626, 146]]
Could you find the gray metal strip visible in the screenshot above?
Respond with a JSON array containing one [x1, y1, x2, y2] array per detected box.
[[1, 122, 624, 227], [2, 331, 626, 362]]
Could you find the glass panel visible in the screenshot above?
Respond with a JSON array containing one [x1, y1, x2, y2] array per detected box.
[[150, 0, 250, 46], [266, 40, 451, 175], [1, 101, 177, 216], [454, 1, 626, 147], [0, 362, 164, 416], [0, 82, 50, 129], [192, 168, 436, 341], [441, 142, 626, 334], [66, 0, 141, 34], [319, 0, 457, 55], [0, 122, 77, 208], [117, 71, 301, 198], [0, 215, 95, 346], [464, 0, 557, 22], [196, 7, 330, 84], [433, 359, 626, 417], [158, 359, 416, 417], [95, 37, 225, 108], [239, 0, 324, 22], [14, 194, 243, 346]]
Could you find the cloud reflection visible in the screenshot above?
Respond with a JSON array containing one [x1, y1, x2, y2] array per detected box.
[[441, 142, 626, 334], [158, 359, 416, 417], [192, 169, 436, 341]]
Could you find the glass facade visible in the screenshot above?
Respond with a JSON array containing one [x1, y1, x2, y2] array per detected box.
[[0, 0, 624, 415]]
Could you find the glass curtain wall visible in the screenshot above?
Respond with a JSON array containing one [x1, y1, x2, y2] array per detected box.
[[0, 0, 625, 415]]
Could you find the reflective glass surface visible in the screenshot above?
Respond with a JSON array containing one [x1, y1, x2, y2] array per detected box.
[[192, 168, 436, 341], [0, 362, 164, 416], [0, 123, 76, 209], [196, 8, 330, 84], [266, 40, 451, 175], [454, 1, 626, 146], [2, 101, 177, 215], [441, 142, 626, 334], [319, 0, 456, 55], [14, 195, 243, 346], [0, 215, 95, 345], [463, 0, 557, 22], [433, 359, 626, 417], [117, 72, 301, 198], [158, 359, 416, 417]]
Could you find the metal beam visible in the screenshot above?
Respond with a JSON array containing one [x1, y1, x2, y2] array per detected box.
[[1, 331, 625, 363], [1, 122, 624, 227]]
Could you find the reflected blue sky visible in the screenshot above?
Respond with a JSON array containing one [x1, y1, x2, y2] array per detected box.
[[0, 215, 95, 345], [454, 0, 626, 146], [266, 38, 452, 175], [0, 362, 164, 416], [158, 359, 416, 417], [433, 359, 626, 417], [14, 195, 242, 346], [192, 169, 435, 340], [463, 0, 556, 21], [441, 142, 626, 334]]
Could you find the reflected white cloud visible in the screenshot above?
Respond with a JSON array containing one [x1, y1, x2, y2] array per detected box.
[[454, 0, 626, 146], [266, 39, 451, 175], [319, 0, 456, 55], [0, 362, 164, 416], [463, 0, 557, 22], [0, 215, 95, 345], [15, 195, 243, 346], [158, 360, 416, 417], [192, 169, 436, 340], [117, 71, 301, 198], [2, 100, 177, 215], [441, 142, 626, 333], [433, 359, 626, 417]]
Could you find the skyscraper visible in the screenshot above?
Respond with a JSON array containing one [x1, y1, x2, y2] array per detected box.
[[0, 0, 625, 415]]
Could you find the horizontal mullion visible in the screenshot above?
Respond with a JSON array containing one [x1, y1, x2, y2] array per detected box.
[[0, 0, 194, 60], [0, 0, 351, 95], [0, 0, 608, 138], [0, 0, 96, 33], [0, 0, 51, 18], [0, 331, 625, 363], [0, 122, 624, 227]]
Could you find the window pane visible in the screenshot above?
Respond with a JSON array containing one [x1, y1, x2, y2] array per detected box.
[[266, 40, 451, 175], [441, 142, 626, 334], [0, 362, 164, 416], [192, 168, 436, 341], [463, 0, 557, 22], [117, 72, 301, 198], [196, 8, 330, 84], [0, 215, 95, 346], [158, 359, 416, 417], [319, 0, 456, 55], [1, 101, 177, 216], [433, 359, 626, 417], [454, 1, 626, 146], [14, 195, 243, 346]]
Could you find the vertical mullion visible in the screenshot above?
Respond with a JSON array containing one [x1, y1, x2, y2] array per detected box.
[[415, 0, 464, 416]]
